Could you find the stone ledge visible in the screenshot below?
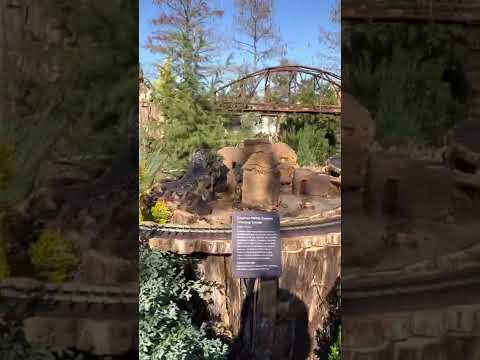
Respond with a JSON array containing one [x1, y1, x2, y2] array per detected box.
[[343, 304, 480, 358], [343, 241, 480, 295], [0, 278, 138, 303], [149, 232, 341, 255]]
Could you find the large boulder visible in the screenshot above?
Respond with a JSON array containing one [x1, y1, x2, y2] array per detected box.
[[272, 142, 297, 163], [217, 146, 247, 170], [272, 142, 297, 185], [217, 146, 246, 194], [341, 93, 374, 189], [277, 163, 296, 186], [304, 174, 332, 196], [241, 151, 280, 210]]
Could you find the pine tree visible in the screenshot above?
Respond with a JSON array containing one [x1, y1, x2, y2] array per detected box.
[[149, 61, 229, 172]]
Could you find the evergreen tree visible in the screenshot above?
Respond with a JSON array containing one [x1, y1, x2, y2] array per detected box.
[[147, 61, 230, 173]]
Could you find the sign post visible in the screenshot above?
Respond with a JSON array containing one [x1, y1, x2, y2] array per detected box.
[[232, 211, 282, 279], [231, 211, 281, 359]]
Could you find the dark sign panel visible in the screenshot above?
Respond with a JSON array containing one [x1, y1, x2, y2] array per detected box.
[[232, 211, 281, 278]]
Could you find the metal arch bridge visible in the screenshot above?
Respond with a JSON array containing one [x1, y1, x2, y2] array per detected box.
[[214, 65, 341, 115]]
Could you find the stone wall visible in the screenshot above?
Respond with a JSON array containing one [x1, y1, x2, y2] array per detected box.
[[343, 304, 480, 359]]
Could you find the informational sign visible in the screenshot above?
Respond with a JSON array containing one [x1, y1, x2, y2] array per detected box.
[[232, 211, 281, 278]]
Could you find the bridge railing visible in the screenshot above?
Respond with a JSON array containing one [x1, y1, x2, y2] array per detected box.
[[213, 65, 342, 115]]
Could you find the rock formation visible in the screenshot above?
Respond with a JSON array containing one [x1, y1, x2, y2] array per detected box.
[[304, 174, 333, 196], [217, 146, 247, 170], [217, 146, 247, 194], [363, 152, 455, 219], [243, 138, 273, 159], [293, 169, 314, 195], [272, 142, 297, 185], [145, 148, 229, 216], [342, 92, 375, 189], [241, 151, 280, 210], [292, 168, 332, 197]]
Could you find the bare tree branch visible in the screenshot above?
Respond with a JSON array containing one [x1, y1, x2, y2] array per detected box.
[[233, 0, 284, 69], [146, 0, 224, 83]]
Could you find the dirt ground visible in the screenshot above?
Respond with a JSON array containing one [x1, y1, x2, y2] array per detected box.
[[204, 185, 341, 225]]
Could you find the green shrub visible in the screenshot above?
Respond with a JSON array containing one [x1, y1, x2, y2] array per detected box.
[[284, 123, 335, 167], [342, 23, 470, 147], [281, 114, 338, 167], [28, 229, 78, 283], [328, 326, 341, 360], [296, 125, 334, 166], [151, 200, 171, 224], [140, 248, 228, 360]]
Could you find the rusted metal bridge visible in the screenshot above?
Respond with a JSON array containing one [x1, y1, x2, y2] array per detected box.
[[214, 65, 341, 115]]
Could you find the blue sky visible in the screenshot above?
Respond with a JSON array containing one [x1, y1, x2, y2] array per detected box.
[[140, 0, 340, 79]]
